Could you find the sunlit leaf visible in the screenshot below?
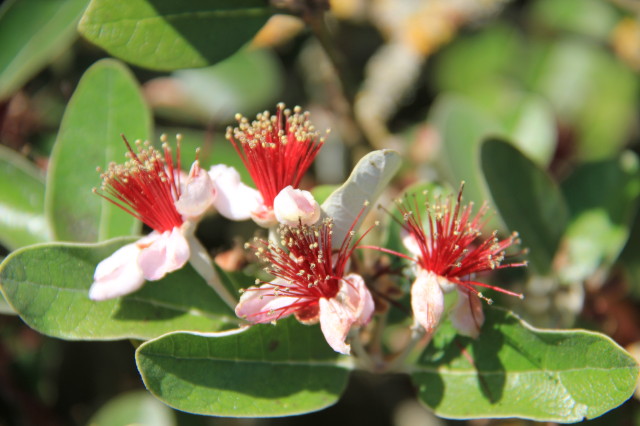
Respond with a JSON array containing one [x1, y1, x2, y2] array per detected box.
[[429, 94, 503, 230], [136, 317, 350, 416], [0, 238, 236, 340], [0, 0, 88, 101], [559, 152, 640, 283], [321, 149, 401, 247], [0, 145, 51, 250], [88, 390, 176, 426], [147, 48, 283, 124], [78, 0, 273, 71], [413, 308, 639, 422], [46, 59, 150, 242], [481, 138, 568, 274]]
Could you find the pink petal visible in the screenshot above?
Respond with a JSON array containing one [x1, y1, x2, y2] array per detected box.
[[89, 242, 145, 301], [175, 163, 215, 219], [251, 204, 277, 228], [450, 288, 485, 338], [273, 186, 321, 226], [138, 229, 190, 281], [209, 164, 262, 221], [318, 273, 374, 354], [235, 281, 312, 323], [410, 269, 445, 334]]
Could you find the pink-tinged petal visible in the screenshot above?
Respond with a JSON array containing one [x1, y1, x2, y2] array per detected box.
[[209, 164, 262, 221], [273, 186, 321, 226], [89, 243, 145, 301], [317, 274, 374, 354], [450, 288, 485, 338], [342, 273, 375, 326], [175, 163, 215, 219], [235, 281, 311, 323], [138, 228, 190, 281], [251, 204, 277, 228], [410, 270, 445, 334], [402, 230, 422, 257], [319, 297, 353, 354]]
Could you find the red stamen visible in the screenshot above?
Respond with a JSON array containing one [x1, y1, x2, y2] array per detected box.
[[394, 183, 525, 299], [226, 104, 324, 207], [93, 135, 185, 233]]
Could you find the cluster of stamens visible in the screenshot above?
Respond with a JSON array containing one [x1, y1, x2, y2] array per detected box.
[[226, 103, 325, 207], [93, 134, 185, 233], [395, 185, 526, 301]]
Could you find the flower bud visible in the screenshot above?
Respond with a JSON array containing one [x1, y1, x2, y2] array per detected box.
[[273, 186, 321, 226]]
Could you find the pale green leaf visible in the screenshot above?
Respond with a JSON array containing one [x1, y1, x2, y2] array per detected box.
[[78, 0, 273, 71], [88, 390, 176, 426], [46, 59, 150, 242], [413, 308, 639, 422], [0, 0, 89, 101], [321, 149, 401, 247], [0, 145, 51, 250], [0, 238, 236, 340], [136, 317, 350, 417]]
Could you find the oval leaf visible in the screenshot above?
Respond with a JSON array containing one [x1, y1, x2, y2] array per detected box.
[[78, 0, 273, 71], [412, 308, 639, 422], [321, 149, 401, 246], [481, 138, 568, 274], [0, 145, 51, 250], [136, 318, 350, 417], [46, 59, 150, 242], [560, 152, 640, 283], [88, 390, 176, 426], [0, 238, 236, 340], [0, 0, 88, 101]]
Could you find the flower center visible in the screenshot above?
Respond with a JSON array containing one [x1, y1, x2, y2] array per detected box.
[[94, 135, 184, 233], [226, 103, 324, 208]]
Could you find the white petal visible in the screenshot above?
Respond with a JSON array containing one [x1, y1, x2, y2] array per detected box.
[[89, 243, 145, 301], [318, 274, 374, 355], [410, 269, 445, 334], [235, 281, 310, 323], [209, 164, 262, 221], [273, 186, 321, 226], [319, 297, 353, 354], [138, 228, 190, 281], [402, 230, 422, 257], [251, 204, 277, 228], [175, 163, 215, 219], [450, 289, 485, 338]]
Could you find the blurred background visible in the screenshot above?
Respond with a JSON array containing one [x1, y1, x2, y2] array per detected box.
[[1, 0, 640, 424]]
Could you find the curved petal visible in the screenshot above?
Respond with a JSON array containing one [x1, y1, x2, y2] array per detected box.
[[251, 204, 277, 228], [410, 269, 445, 334], [318, 274, 374, 355], [138, 228, 190, 281], [319, 297, 353, 354], [209, 164, 262, 221], [89, 242, 145, 301], [450, 288, 485, 338], [273, 186, 321, 226], [235, 281, 313, 323], [175, 163, 215, 219], [401, 229, 422, 257]]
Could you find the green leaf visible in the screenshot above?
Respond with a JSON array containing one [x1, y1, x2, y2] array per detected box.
[[560, 152, 640, 283], [529, 0, 619, 41], [88, 390, 176, 426], [0, 0, 89, 101], [429, 94, 504, 230], [46, 59, 150, 242], [0, 145, 51, 250], [412, 308, 639, 422], [148, 48, 283, 124], [78, 0, 273, 71], [0, 238, 236, 340], [136, 317, 350, 417], [481, 138, 568, 274], [321, 149, 401, 247]]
